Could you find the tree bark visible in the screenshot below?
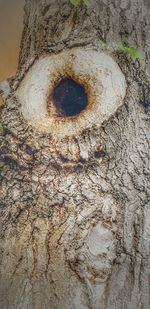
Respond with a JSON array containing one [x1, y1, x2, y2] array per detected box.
[[0, 0, 150, 308]]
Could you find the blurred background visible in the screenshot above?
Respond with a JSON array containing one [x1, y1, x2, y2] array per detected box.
[[0, 0, 25, 81]]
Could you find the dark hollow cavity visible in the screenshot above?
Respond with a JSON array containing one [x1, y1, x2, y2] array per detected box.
[[52, 77, 88, 117]]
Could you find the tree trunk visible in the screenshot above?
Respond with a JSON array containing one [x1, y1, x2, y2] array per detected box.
[[0, 1, 150, 308]]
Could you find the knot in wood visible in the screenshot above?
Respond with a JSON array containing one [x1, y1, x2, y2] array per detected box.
[[16, 47, 126, 162]]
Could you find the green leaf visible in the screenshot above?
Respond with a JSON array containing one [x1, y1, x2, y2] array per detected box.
[[126, 45, 143, 60], [83, 0, 91, 6], [0, 123, 3, 134], [116, 42, 144, 61], [70, 0, 81, 6], [70, 0, 92, 7]]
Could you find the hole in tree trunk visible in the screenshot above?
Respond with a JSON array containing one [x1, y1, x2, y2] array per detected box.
[[51, 77, 88, 117]]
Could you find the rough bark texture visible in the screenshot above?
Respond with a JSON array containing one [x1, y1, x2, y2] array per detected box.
[[0, 0, 150, 308]]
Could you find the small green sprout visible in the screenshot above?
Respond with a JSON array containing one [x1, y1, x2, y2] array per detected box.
[[70, 0, 91, 7], [83, 0, 91, 6], [116, 42, 144, 61], [70, 0, 81, 6], [0, 123, 3, 134]]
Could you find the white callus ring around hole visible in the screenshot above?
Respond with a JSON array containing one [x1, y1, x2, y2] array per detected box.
[[16, 47, 126, 138]]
